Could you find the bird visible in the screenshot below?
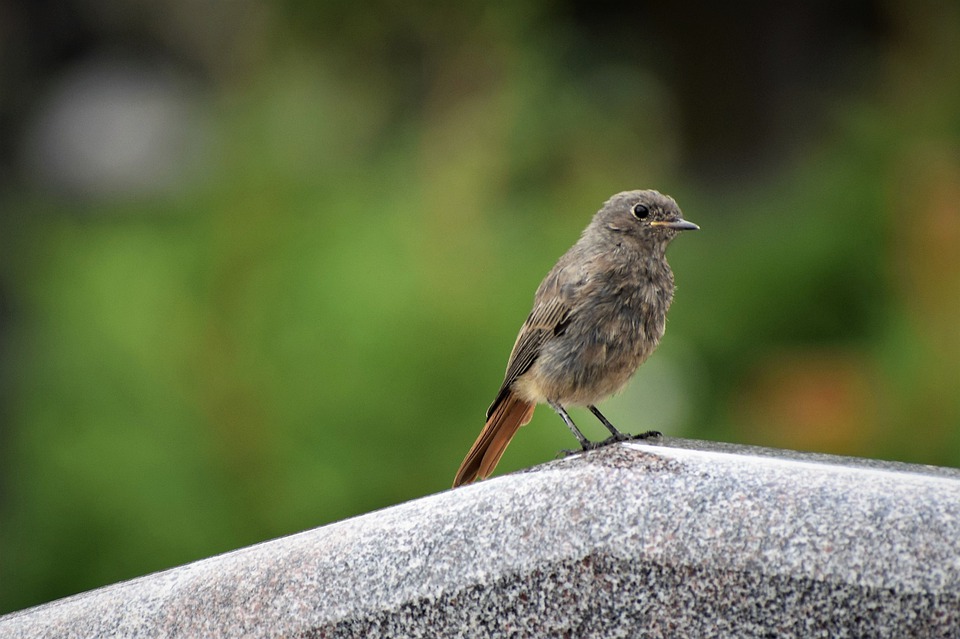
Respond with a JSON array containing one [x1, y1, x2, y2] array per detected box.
[[452, 189, 698, 487]]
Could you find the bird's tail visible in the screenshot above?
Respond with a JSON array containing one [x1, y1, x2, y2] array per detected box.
[[453, 391, 535, 487]]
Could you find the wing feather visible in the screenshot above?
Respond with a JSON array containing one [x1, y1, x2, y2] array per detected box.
[[485, 269, 577, 418]]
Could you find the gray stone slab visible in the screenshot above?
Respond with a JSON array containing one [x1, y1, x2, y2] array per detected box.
[[2, 438, 959, 638]]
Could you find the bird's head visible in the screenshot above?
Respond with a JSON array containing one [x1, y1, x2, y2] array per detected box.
[[593, 190, 699, 250]]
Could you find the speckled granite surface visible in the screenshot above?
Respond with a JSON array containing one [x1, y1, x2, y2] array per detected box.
[[2, 438, 959, 638]]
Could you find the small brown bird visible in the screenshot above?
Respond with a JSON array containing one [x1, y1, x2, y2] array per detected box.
[[453, 190, 698, 487]]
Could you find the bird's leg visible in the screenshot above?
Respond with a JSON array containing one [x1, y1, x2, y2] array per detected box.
[[588, 405, 629, 440], [548, 400, 594, 453], [588, 405, 662, 445]]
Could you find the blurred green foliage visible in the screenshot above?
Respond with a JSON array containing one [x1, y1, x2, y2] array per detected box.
[[1, 1, 959, 614]]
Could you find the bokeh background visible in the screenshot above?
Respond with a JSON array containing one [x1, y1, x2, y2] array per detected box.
[[1, 0, 958, 614]]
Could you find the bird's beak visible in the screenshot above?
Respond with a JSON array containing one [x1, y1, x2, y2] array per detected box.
[[651, 218, 700, 231]]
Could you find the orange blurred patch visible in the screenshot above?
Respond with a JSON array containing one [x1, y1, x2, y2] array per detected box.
[[733, 350, 880, 455]]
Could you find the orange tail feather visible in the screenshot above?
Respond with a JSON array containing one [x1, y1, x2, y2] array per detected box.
[[453, 392, 535, 487]]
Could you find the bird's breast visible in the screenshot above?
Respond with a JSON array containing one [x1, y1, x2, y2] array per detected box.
[[521, 263, 675, 405]]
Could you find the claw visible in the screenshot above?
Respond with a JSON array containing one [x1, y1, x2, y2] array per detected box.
[[604, 432, 633, 444]]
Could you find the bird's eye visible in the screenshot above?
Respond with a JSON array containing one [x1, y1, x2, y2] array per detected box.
[[632, 203, 649, 219]]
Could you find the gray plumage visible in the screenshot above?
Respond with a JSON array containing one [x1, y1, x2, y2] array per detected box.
[[454, 190, 697, 487]]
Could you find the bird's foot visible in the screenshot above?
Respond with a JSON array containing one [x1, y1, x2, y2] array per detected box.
[[595, 430, 663, 449], [559, 431, 662, 457], [599, 431, 633, 445], [558, 438, 603, 457]]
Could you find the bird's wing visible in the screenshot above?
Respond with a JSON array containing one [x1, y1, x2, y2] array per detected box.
[[485, 271, 575, 419]]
